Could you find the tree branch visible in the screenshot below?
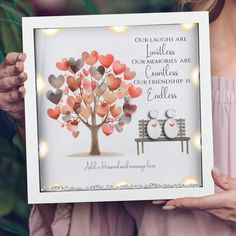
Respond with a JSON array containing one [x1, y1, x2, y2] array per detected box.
[[96, 112, 109, 128], [77, 113, 91, 128]]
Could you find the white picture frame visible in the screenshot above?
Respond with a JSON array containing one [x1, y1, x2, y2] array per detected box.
[[22, 12, 214, 204]]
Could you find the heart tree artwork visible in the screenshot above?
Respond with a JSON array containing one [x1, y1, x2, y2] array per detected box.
[[46, 51, 142, 156], [23, 13, 214, 203]]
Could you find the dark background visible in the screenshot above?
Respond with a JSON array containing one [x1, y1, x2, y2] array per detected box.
[[0, 0, 188, 235]]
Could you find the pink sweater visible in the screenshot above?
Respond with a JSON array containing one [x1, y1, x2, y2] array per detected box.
[[29, 77, 236, 236]]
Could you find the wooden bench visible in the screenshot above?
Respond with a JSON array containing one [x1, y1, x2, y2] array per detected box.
[[135, 119, 190, 155]]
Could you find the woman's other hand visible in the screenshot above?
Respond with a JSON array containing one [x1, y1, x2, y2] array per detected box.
[[0, 52, 27, 137], [161, 169, 236, 226]]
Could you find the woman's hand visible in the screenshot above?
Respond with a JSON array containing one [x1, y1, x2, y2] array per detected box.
[[159, 169, 236, 226], [0, 52, 27, 137]]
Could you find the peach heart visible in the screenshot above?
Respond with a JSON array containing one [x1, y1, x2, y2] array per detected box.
[[98, 54, 114, 68], [152, 123, 157, 128], [67, 95, 82, 108], [102, 124, 114, 136], [66, 122, 78, 132], [82, 50, 98, 66], [66, 76, 82, 92], [82, 93, 94, 104], [80, 106, 92, 119], [169, 123, 175, 127], [62, 105, 73, 115], [56, 58, 68, 71], [124, 68, 136, 80], [106, 74, 121, 91], [103, 91, 118, 104], [112, 60, 126, 75], [72, 130, 80, 138], [96, 103, 109, 117], [83, 68, 89, 77], [47, 106, 61, 120], [110, 105, 122, 118], [128, 85, 142, 98]]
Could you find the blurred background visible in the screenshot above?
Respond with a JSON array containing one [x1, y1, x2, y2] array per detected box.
[[0, 0, 187, 235]]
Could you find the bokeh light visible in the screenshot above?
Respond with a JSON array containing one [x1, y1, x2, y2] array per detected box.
[[36, 73, 47, 95], [113, 179, 131, 188], [41, 28, 62, 36], [109, 26, 129, 34], [180, 23, 196, 32], [190, 65, 199, 87], [181, 176, 199, 185], [191, 131, 201, 150], [39, 140, 49, 159]]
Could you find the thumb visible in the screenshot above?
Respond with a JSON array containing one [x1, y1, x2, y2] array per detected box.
[[212, 167, 236, 190]]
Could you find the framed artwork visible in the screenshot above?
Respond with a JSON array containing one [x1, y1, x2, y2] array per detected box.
[[22, 12, 214, 203]]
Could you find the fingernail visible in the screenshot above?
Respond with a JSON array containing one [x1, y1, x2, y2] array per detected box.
[[18, 53, 23, 61], [213, 166, 222, 176], [162, 205, 175, 211], [16, 62, 20, 69], [20, 53, 27, 61], [19, 73, 25, 80], [152, 200, 167, 205], [19, 86, 24, 93]]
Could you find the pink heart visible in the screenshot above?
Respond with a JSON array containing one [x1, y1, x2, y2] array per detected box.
[[72, 130, 80, 138], [102, 124, 114, 136], [128, 85, 142, 98], [83, 68, 89, 77], [56, 58, 69, 71], [112, 60, 126, 75], [124, 68, 136, 80], [99, 54, 114, 68], [169, 123, 174, 127], [82, 78, 91, 93]]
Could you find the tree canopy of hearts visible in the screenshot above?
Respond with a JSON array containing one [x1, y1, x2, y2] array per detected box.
[[45, 50, 142, 155]]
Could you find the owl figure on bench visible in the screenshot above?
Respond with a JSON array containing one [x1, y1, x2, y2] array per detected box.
[[147, 109, 180, 140], [135, 110, 189, 155], [147, 110, 161, 139]]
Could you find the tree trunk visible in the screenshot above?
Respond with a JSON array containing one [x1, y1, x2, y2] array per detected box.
[[89, 127, 101, 156]]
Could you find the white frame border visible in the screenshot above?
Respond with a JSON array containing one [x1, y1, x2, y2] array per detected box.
[[22, 12, 214, 204]]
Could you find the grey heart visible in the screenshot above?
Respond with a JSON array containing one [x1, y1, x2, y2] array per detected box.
[[62, 114, 72, 122], [48, 74, 65, 89], [46, 89, 63, 105], [97, 65, 105, 75], [124, 96, 131, 103], [120, 114, 132, 124], [95, 83, 107, 97], [68, 57, 84, 73], [115, 124, 123, 132], [89, 66, 103, 80]]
